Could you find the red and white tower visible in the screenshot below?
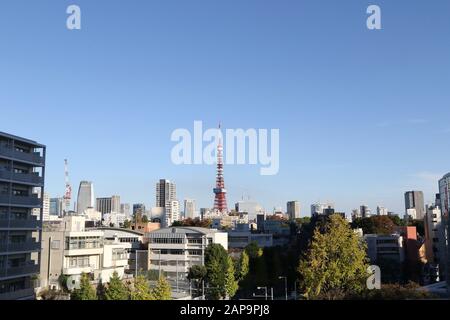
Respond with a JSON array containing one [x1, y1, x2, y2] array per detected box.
[[213, 124, 227, 213]]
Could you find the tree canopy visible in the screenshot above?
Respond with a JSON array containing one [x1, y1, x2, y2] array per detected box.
[[298, 214, 370, 299], [71, 273, 97, 300]]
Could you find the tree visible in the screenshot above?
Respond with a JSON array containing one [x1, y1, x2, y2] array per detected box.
[[104, 271, 129, 300], [123, 219, 132, 229], [298, 214, 369, 300], [131, 275, 154, 300], [142, 215, 149, 223], [352, 216, 395, 235], [151, 276, 172, 300], [205, 244, 232, 300], [234, 251, 249, 282], [225, 256, 238, 298], [71, 273, 97, 300], [244, 242, 262, 260], [356, 282, 437, 300]]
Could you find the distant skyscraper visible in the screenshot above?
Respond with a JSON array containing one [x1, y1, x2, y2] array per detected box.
[[96, 195, 120, 215], [405, 191, 425, 220], [50, 197, 64, 216], [235, 200, 264, 221], [360, 205, 371, 218], [377, 206, 388, 216], [156, 179, 176, 208], [76, 181, 94, 214], [184, 199, 196, 219], [287, 201, 301, 220], [311, 203, 334, 217], [120, 203, 131, 218]]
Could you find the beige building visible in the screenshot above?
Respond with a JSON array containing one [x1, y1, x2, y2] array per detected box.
[[39, 215, 131, 291]]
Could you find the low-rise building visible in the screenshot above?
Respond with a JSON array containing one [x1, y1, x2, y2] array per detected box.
[[146, 227, 227, 288], [364, 234, 405, 264], [39, 216, 131, 291]]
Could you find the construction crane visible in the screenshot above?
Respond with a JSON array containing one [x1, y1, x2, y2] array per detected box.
[[63, 159, 72, 215]]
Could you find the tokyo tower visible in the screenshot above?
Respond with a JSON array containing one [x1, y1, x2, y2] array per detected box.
[[213, 124, 228, 213]]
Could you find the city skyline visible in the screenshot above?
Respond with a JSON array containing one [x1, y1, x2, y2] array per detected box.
[[1, 1, 450, 215]]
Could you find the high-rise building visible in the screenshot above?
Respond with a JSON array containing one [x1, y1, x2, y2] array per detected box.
[[156, 179, 176, 208], [404, 191, 425, 220], [120, 203, 131, 218], [165, 200, 180, 227], [96, 195, 121, 215], [377, 206, 388, 216], [49, 197, 64, 217], [311, 203, 334, 217], [76, 181, 94, 215], [424, 205, 446, 282], [235, 200, 264, 221], [42, 193, 50, 221], [438, 173, 450, 287], [360, 205, 371, 218], [184, 199, 196, 220], [287, 201, 301, 220], [0, 132, 45, 300]]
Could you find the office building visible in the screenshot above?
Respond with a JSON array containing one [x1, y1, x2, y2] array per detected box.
[[184, 199, 196, 220], [311, 202, 334, 217], [360, 205, 371, 218], [234, 200, 264, 221], [96, 195, 121, 215], [364, 233, 405, 264], [377, 206, 388, 216], [405, 191, 425, 220], [120, 203, 131, 219], [49, 197, 64, 217], [76, 181, 94, 215], [287, 201, 301, 220], [0, 132, 45, 300]]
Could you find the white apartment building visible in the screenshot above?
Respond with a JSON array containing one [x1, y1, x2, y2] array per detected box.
[[40, 216, 131, 291], [164, 200, 180, 227], [146, 227, 228, 285], [424, 205, 446, 280]]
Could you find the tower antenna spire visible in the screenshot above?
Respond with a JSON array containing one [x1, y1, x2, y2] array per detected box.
[[213, 122, 227, 213]]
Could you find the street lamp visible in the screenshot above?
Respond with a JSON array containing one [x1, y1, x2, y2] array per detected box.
[[279, 276, 288, 301]]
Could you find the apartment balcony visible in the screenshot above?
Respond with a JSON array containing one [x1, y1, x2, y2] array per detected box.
[[0, 241, 41, 254], [0, 170, 44, 186], [0, 218, 40, 230], [0, 264, 40, 279], [0, 195, 42, 207], [0, 144, 44, 166], [63, 265, 95, 275], [0, 287, 35, 300]]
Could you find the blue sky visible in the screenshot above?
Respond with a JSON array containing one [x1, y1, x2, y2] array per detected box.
[[1, 0, 449, 216]]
